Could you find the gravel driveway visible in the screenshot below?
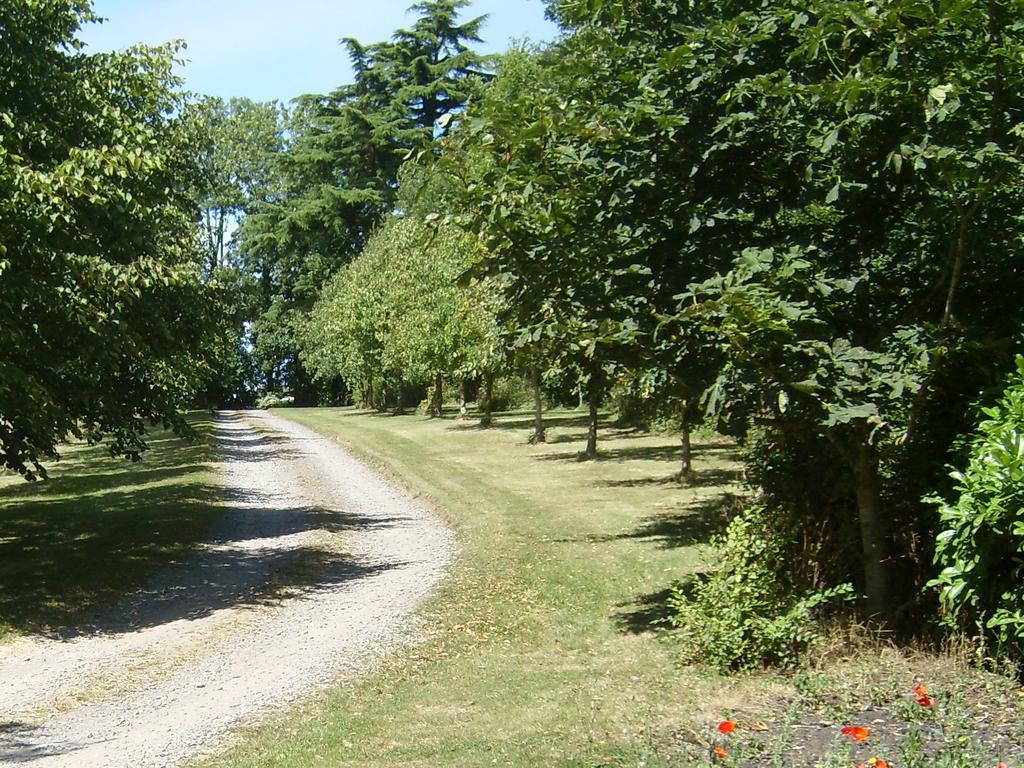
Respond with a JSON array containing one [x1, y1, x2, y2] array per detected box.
[[0, 410, 454, 767]]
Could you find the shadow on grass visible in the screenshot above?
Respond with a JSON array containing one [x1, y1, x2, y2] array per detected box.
[[599, 466, 743, 488], [613, 587, 678, 635], [447, 411, 593, 433], [607, 494, 741, 634], [597, 494, 738, 550], [0, 412, 399, 640], [536, 441, 737, 464]]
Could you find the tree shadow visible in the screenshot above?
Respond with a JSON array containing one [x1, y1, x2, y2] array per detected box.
[[593, 494, 738, 551], [599, 466, 743, 488], [605, 494, 741, 635], [536, 441, 738, 464], [0, 412, 406, 640], [613, 587, 678, 635], [53, 531, 402, 640], [447, 411, 593, 433], [0, 721, 78, 764]]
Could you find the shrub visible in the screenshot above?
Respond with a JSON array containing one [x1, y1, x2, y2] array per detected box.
[[488, 375, 532, 412], [929, 357, 1024, 663], [669, 504, 853, 672], [255, 393, 295, 409]]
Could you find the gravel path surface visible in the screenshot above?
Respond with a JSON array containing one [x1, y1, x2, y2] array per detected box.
[[0, 411, 454, 767]]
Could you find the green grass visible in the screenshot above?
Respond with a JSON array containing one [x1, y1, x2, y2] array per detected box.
[[200, 407, 756, 767], [0, 416, 223, 640]]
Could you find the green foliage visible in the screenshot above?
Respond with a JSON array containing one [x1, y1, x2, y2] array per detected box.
[[453, 0, 1024, 620], [186, 96, 284, 274], [0, 1, 222, 478], [930, 357, 1024, 661], [300, 212, 497, 404], [669, 505, 854, 672], [236, 1, 492, 396], [487, 375, 531, 412]]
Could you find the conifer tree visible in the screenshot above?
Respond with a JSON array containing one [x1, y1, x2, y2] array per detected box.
[[239, 0, 491, 398]]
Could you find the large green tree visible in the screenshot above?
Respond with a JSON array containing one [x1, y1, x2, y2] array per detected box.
[[238, 0, 492, 399], [0, 1, 223, 478], [188, 97, 285, 274], [448, 0, 1024, 624]]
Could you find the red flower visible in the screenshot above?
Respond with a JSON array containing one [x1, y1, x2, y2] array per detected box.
[[713, 744, 728, 760], [996, 763, 1007, 768], [916, 694, 935, 708], [856, 760, 890, 768], [841, 725, 870, 742], [913, 683, 928, 697], [718, 720, 736, 734]]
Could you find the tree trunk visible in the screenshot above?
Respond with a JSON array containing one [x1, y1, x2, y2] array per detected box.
[[529, 369, 545, 444], [853, 440, 890, 619], [216, 208, 226, 271], [430, 374, 443, 418], [584, 386, 599, 458], [679, 400, 694, 484], [458, 379, 468, 418], [393, 378, 405, 415], [481, 370, 495, 427]]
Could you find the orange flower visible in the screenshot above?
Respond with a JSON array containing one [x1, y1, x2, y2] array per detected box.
[[913, 683, 928, 697], [841, 725, 870, 742], [718, 720, 736, 734], [856, 759, 890, 768], [916, 694, 935, 708], [713, 744, 728, 760]]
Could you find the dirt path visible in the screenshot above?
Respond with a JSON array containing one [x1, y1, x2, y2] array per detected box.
[[0, 411, 454, 767]]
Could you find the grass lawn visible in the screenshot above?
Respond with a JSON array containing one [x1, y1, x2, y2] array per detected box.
[[0, 416, 223, 640], [202, 406, 1024, 768]]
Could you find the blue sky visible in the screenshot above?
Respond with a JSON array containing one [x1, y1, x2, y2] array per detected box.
[[79, 1, 559, 103]]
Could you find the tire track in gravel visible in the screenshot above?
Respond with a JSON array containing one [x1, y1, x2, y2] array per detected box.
[[0, 410, 454, 767]]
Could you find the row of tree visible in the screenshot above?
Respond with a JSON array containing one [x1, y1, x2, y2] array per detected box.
[[248, 0, 1024, 652]]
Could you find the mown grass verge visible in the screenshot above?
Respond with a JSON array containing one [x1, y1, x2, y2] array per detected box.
[[198, 406, 768, 767], [0, 415, 222, 640]]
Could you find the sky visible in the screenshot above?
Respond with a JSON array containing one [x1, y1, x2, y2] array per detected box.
[[78, 1, 559, 104]]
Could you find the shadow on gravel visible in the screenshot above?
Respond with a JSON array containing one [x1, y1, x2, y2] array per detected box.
[[0, 412, 400, 642], [52, 539, 402, 641], [0, 722, 81, 764]]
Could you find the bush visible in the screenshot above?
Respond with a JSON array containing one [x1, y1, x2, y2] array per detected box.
[[488, 375, 532, 412], [669, 504, 853, 672], [256, 393, 295, 409], [929, 356, 1024, 663]]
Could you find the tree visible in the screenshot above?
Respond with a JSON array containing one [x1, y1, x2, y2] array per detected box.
[[188, 97, 285, 274], [301, 207, 496, 417], [0, 1, 223, 478], [454, 0, 1024, 624], [238, 0, 493, 399], [663, 0, 1024, 618]]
